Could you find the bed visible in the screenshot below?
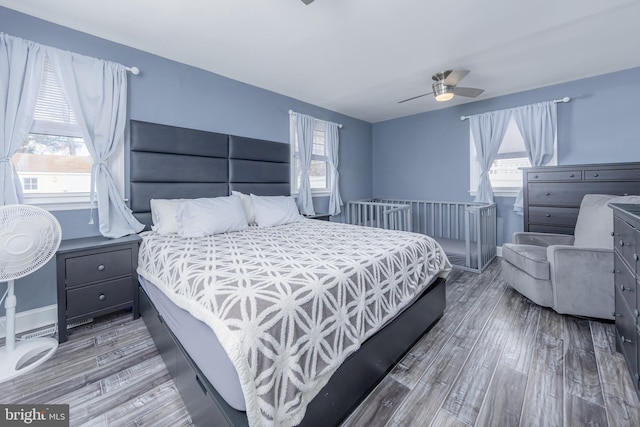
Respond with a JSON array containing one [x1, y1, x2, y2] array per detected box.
[[346, 199, 497, 273], [129, 120, 450, 426]]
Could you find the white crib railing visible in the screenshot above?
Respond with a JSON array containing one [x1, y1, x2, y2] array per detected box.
[[345, 199, 497, 273], [345, 200, 412, 232]]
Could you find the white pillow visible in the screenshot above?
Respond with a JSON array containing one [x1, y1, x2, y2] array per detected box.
[[177, 195, 249, 238], [232, 191, 255, 225], [250, 194, 302, 227], [150, 199, 186, 235]]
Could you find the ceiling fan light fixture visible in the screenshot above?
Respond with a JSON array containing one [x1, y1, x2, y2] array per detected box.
[[433, 81, 454, 102]]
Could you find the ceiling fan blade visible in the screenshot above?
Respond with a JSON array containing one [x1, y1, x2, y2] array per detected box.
[[453, 86, 484, 98], [398, 92, 433, 104], [442, 69, 470, 86], [301, 0, 315, 4]]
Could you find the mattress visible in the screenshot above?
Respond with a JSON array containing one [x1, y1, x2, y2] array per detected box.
[[137, 220, 450, 427], [139, 275, 247, 410]]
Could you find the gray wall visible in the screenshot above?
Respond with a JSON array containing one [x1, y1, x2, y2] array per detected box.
[[372, 66, 640, 246], [0, 6, 373, 316]]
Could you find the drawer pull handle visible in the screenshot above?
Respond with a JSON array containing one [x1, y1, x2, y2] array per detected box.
[[621, 285, 633, 292], [621, 336, 632, 344], [545, 192, 551, 196], [545, 214, 551, 217], [570, 174, 575, 177], [534, 175, 539, 178], [97, 264, 105, 271], [98, 294, 106, 301], [635, 309, 639, 317], [613, 312, 621, 317], [634, 254, 639, 261], [611, 231, 615, 236], [593, 173, 599, 177], [620, 240, 625, 247]]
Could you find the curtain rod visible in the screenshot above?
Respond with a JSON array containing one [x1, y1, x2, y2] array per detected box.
[[459, 97, 571, 121], [289, 110, 343, 128], [125, 66, 140, 75]]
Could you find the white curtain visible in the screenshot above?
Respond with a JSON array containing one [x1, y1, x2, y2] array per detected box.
[[325, 121, 342, 216], [47, 48, 144, 237], [0, 34, 45, 205], [294, 113, 315, 215], [512, 102, 557, 214], [470, 110, 512, 203]]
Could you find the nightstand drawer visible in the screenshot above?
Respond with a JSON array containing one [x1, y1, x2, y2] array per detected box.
[[66, 277, 133, 319], [614, 216, 639, 270], [66, 248, 132, 287]]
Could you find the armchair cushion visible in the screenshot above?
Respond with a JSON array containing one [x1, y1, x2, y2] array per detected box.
[[502, 243, 550, 280], [512, 232, 575, 247], [573, 194, 616, 249]]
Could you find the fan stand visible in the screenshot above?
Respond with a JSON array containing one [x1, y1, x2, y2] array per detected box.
[[0, 280, 58, 383]]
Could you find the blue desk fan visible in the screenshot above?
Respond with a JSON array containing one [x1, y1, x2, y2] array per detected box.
[[0, 205, 61, 382]]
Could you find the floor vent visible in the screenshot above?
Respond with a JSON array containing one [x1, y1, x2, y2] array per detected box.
[[67, 318, 93, 329], [21, 326, 57, 340], [18, 318, 94, 340]]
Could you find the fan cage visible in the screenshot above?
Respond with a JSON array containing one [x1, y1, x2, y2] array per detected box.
[[0, 205, 62, 282]]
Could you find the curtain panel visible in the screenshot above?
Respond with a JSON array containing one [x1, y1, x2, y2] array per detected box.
[[325, 121, 342, 216], [470, 110, 511, 203], [293, 113, 316, 215], [512, 101, 557, 214], [0, 34, 45, 205], [47, 48, 143, 237]]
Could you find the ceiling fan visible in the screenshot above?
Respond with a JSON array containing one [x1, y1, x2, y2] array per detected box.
[[399, 70, 484, 103], [301, 0, 315, 4]]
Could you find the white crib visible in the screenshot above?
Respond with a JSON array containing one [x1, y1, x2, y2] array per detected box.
[[346, 199, 497, 273]]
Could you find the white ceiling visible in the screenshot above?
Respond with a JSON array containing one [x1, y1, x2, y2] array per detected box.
[[2, 0, 640, 123]]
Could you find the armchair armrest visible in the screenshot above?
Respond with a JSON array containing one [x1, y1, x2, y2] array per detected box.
[[513, 232, 575, 247], [547, 245, 614, 320]]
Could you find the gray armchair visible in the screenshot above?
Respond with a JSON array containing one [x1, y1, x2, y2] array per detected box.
[[502, 194, 640, 320]]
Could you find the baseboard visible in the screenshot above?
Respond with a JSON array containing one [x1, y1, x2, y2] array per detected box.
[[0, 304, 57, 339], [497, 246, 503, 257]]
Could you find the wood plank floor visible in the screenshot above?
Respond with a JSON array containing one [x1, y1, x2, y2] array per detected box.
[[2, 259, 639, 426]]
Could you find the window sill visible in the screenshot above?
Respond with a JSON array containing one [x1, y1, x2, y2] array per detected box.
[[22, 193, 97, 211], [469, 189, 520, 198], [291, 191, 332, 197]]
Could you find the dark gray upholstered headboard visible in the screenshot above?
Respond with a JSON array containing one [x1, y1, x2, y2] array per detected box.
[[130, 120, 290, 229]]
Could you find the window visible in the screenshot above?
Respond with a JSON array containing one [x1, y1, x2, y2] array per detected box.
[[290, 116, 330, 194], [22, 177, 38, 191], [469, 116, 556, 196], [10, 56, 124, 210]]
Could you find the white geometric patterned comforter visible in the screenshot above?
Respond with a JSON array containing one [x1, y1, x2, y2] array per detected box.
[[137, 219, 451, 427]]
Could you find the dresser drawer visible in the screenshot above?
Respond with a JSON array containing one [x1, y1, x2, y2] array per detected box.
[[527, 183, 586, 207], [584, 168, 640, 181], [528, 207, 579, 226], [614, 257, 637, 313], [65, 248, 132, 287], [527, 170, 581, 181], [527, 224, 575, 235], [615, 286, 639, 383], [614, 216, 639, 270], [66, 277, 133, 319]]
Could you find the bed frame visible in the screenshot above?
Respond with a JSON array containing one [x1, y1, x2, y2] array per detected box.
[[129, 120, 446, 426], [346, 199, 497, 273]]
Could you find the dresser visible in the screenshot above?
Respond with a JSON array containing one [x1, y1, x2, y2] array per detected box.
[[56, 234, 141, 343], [523, 162, 640, 234], [610, 203, 640, 398]]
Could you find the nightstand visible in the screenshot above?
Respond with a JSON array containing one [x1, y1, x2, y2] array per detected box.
[[56, 234, 141, 343]]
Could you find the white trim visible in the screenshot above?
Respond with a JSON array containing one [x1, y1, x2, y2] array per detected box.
[[0, 304, 57, 339], [497, 246, 503, 257]]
